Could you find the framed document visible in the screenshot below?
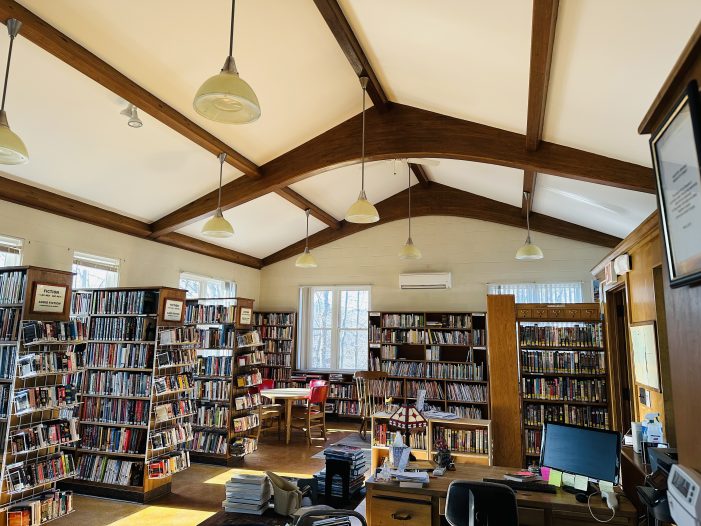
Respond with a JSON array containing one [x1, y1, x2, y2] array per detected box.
[[31, 283, 68, 313], [630, 321, 661, 392], [163, 299, 184, 322], [239, 307, 252, 325], [650, 80, 701, 287]]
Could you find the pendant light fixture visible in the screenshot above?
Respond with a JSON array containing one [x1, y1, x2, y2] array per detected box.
[[193, 0, 260, 124], [202, 153, 235, 238], [295, 209, 318, 268], [515, 191, 544, 260], [120, 103, 143, 128], [398, 161, 422, 260], [0, 19, 28, 165], [345, 77, 379, 224]]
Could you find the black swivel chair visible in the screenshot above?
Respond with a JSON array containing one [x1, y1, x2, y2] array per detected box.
[[445, 480, 519, 526]]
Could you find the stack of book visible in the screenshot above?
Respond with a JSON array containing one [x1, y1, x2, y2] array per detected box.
[[314, 445, 367, 498], [222, 473, 271, 515]]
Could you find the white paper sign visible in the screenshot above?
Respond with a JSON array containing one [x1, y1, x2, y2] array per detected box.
[[416, 389, 426, 412], [239, 307, 252, 325], [32, 284, 67, 313], [630, 324, 660, 391], [163, 299, 183, 321]]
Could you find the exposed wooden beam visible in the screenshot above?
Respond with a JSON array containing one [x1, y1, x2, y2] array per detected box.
[[522, 170, 537, 217], [150, 104, 656, 238], [409, 163, 431, 188], [0, 0, 259, 177], [526, 0, 559, 152], [313, 0, 389, 110], [274, 188, 340, 230], [0, 175, 261, 269], [262, 183, 621, 266]]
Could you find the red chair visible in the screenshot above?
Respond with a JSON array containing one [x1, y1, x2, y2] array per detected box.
[[256, 380, 283, 440], [260, 379, 276, 390], [291, 384, 329, 445], [309, 379, 328, 388]]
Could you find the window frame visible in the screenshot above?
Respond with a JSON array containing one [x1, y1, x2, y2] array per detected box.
[[72, 251, 120, 289], [0, 234, 23, 267], [179, 271, 236, 300], [487, 281, 585, 303], [299, 285, 371, 373]]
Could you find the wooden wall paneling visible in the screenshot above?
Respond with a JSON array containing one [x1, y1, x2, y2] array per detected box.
[[653, 267, 675, 446], [486, 294, 522, 468]]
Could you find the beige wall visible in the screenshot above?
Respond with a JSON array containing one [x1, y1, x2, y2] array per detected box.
[[259, 216, 610, 311], [0, 200, 261, 301]]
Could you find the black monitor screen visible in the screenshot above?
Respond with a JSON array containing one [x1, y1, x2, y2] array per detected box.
[[540, 423, 621, 483]]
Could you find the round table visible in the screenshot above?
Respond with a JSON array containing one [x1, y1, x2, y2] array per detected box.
[[260, 388, 311, 444]]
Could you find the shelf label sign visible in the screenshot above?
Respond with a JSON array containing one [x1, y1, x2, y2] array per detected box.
[[239, 307, 252, 325], [32, 283, 67, 313], [164, 299, 184, 321]]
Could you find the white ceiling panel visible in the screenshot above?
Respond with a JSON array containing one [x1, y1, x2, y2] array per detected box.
[[0, 36, 243, 222], [19, 0, 362, 164], [544, 0, 701, 166], [429, 159, 524, 206], [177, 193, 327, 259], [532, 175, 657, 238], [289, 161, 418, 220], [339, 0, 532, 133]]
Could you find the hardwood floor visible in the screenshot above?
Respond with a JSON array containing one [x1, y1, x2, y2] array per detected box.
[[53, 421, 358, 526]]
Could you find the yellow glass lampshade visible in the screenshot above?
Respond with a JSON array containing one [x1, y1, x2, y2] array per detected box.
[[515, 239, 544, 260], [398, 237, 422, 260], [193, 58, 260, 124], [345, 190, 379, 223], [201, 208, 234, 238], [295, 247, 318, 268], [0, 110, 28, 165]]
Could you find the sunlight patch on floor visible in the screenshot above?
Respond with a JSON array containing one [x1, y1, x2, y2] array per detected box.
[[106, 506, 214, 526], [204, 467, 314, 485]]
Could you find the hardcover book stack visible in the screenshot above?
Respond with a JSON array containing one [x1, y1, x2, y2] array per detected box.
[[314, 445, 367, 498], [222, 473, 271, 515]]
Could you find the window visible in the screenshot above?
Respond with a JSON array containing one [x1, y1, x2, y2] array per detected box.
[[299, 286, 370, 371], [487, 282, 584, 303], [179, 272, 236, 299], [0, 234, 22, 267], [72, 252, 120, 289]]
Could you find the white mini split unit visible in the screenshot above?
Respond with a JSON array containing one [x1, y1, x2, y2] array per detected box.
[[399, 272, 452, 290]]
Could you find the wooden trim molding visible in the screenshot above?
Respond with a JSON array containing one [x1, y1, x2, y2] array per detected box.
[[521, 170, 537, 217], [150, 104, 655, 237], [0, 0, 259, 177], [590, 211, 659, 276], [262, 183, 621, 266], [409, 163, 431, 188], [274, 188, 340, 229]]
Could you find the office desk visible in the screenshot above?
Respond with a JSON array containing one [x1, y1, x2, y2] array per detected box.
[[365, 463, 638, 526]]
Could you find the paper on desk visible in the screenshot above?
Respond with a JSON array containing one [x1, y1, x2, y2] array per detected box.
[[562, 473, 575, 488], [548, 469, 562, 487], [391, 470, 430, 483], [599, 480, 614, 493], [574, 475, 589, 491]]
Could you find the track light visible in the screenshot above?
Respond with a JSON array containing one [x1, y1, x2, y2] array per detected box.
[[120, 103, 143, 128]]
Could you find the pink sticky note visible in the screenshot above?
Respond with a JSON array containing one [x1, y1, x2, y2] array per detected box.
[[540, 467, 550, 480]]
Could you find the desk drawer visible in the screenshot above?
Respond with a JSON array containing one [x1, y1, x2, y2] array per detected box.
[[552, 510, 630, 525], [518, 506, 545, 526], [370, 494, 432, 526]]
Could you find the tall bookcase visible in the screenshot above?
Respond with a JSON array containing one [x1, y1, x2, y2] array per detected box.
[[368, 311, 489, 419], [252, 311, 296, 387], [186, 298, 261, 466], [516, 303, 608, 467], [0, 266, 80, 524], [60, 286, 194, 503]]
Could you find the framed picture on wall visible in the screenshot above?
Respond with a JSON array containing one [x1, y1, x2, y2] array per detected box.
[[630, 321, 661, 392], [650, 79, 701, 288]]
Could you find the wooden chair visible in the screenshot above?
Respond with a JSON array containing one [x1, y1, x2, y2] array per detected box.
[[290, 384, 329, 445], [256, 379, 283, 440], [354, 371, 389, 439]]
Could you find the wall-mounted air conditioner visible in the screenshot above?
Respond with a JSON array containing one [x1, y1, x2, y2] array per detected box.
[[399, 272, 452, 290]]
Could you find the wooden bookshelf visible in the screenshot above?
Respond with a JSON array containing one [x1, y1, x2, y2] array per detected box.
[[367, 311, 490, 420], [0, 266, 80, 523], [516, 303, 610, 467], [369, 412, 492, 472], [59, 286, 194, 503], [252, 311, 296, 387], [186, 297, 260, 466]]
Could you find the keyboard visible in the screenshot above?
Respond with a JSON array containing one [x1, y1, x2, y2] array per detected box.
[[483, 478, 557, 494]]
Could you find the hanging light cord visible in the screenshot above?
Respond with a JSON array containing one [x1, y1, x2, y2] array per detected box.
[[408, 163, 412, 238], [360, 77, 368, 192], [217, 153, 227, 210], [1, 25, 16, 112], [304, 209, 311, 250], [524, 191, 532, 242], [228, 0, 236, 58]]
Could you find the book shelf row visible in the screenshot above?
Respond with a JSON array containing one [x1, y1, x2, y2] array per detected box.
[[252, 312, 296, 389]]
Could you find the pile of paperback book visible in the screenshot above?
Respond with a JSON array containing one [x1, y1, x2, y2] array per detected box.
[[222, 473, 271, 515]]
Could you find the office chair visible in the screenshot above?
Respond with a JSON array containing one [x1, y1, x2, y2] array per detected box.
[[445, 480, 519, 526]]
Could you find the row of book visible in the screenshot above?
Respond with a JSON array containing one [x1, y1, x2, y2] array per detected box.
[[236, 370, 262, 388], [231, 437, 257, 456], [333, 400, 360, 415], [265, 353, 290, 366], [264, 339, 293, 353], [523, 403, 610, 429], [156, 348, 195, 369], [195, 404, 229, 428], [84, 343, 154, 369], [90, 290, 158, 315], [380, 360, 485, 380], [253, 312, 295, 326], [261, 367, 290, 380], [159, 327, 198, 345], [0, 269, 26, 304], [190, 430, 227, 454], [154, 398, 197, 423], [153, 373, 193, 394], [195, 379, 231, 401], [445, 383, 488, 403], [525, 428, 542, 455], [151, 422, 193, 450], [408, 431, 427, 450], [6, 489, 73, 526], [406, 381, 444, 399], [521, 349, 606, 375], [232, 413, 260, 432], [378, 313, 424, 328], [89, 317, 156, 342], [0, 306, 21, 341], [147, 450, 190, 479], [84, 371, 151, 397], [0, 343, 15, 376], [71, 291, 91, 316], [9, 418, 80, 454], [521, 377, 607, 403], [238, 350, 265, 367], [75, 454, 144, 486], [22, 320, 87, 344], [80, 425, 146, 454], [195, 355, 232, 377], [14, 385, 78, 415], [433, 426, 489, 454], [234, 391, 261, 411], [329, 384, 356, 399], [17, 350, 83, 377], [447, 405, 483, 419], [185, 303, 237, 325], [519, 323, 603, 348], [375, 329, 473, 345], [82, 398, 150, 426], [257, 326, 292, 340], [376, 346, 477, 362], [6, 453, 76, 494], [238, 331, 262, 347]]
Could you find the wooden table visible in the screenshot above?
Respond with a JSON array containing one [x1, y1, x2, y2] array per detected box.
[[261, 388, 310, 444], [365, 463, 638, 526]]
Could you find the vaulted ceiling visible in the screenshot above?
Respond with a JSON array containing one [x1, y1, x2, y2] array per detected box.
[[0, 0, 699, 268]]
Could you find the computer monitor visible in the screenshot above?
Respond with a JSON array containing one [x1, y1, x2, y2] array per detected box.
[[540, 422, 621, 484]]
